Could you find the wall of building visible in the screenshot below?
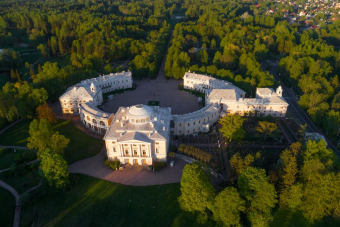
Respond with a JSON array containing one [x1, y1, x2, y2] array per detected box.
[[105, 139, 167, 165], [79, 107, 112, 134], [172, 104, 220, 136]]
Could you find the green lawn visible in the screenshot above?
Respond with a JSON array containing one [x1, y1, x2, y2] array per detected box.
[[20, 174, 203, 227], [0, 187, 15, 227], [54, 120, 104, 164], [21, 52, 43, 65], [0, 120, 104, 164], [0, 169, 41, 195], [0, 73, 9, 88], [0, 120, 31, 146]]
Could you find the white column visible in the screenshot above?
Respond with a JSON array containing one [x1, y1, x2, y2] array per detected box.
[[149, 144, 152, 158], [139, 144, 142, 157], [130, 144, 133, 157]]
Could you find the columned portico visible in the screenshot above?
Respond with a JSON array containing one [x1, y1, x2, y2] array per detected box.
[[104, 104, 171, 166]]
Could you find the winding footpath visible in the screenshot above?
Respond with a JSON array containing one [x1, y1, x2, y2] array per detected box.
[[0, 119, 40, 227]]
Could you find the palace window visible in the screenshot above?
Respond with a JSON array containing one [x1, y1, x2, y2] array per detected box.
[[156, 148, 159, 153], [193, 122, 195, 125], [188, 123, 190, 126], [113, 147, 116, 152]]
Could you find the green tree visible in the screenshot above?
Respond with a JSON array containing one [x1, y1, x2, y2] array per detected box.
[[27, 119, 54, 158], [50, 132, 70, 156], [211, 187, 245, 226], [238, 167, 278, 227], [27, 119, 69, 158], [37, 44, 49, 58], [219, 114, 245, 142], [323, 110, 340, 136], [40, 149, 69, 188], [178, 162, 214, 216], [256, 121, 278, 142]]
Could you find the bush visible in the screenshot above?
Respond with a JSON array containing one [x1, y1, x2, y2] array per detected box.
[[154, 161, 166, 171], [104, 159, 120, 170], [30, 161, 40, 170], [14, 150, 36, 165], [178, 144, 212, 163], [0, 148, 12, 155]]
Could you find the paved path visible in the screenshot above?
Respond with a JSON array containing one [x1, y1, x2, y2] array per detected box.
[[0, 119, 23, 135], [0, 180, 20, 227], [68, 147, 187, 186]]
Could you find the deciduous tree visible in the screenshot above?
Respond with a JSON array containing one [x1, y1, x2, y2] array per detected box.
[[40, 149, 69, 188], [36, 103, 57, 125], [178, 162, 214, 215], [256, 121, 278, 142], [219, 114, 245, 142], [211, 187, 245, 226]]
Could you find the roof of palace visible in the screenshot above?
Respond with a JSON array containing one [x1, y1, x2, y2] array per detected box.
[[79, 71, 132, 87], [172, 103, 220, 123], [127, 104, 154, 120], [242, 96, 289, 106], [184, 72, 246, 95], [59, 85, 97, 101], [104, 104, 171, 141], [208, 89, 240, 101], [79, 102, 112, 119]]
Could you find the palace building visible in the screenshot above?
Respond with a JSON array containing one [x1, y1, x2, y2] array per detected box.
[[104, 104, 171, 165], [59, 71, 133, 114], [59, 71, 288, 165]]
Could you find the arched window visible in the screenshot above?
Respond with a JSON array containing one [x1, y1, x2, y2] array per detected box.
[[87, 116, 90, 121], [100, 121, 105, 126], [92, 119, 97, 124]]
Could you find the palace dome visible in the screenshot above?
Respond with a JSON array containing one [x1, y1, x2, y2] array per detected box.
[[128, 104, 154, 123]]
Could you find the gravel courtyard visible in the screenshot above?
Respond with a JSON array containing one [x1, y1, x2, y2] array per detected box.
[[102, 78, 201, 115]]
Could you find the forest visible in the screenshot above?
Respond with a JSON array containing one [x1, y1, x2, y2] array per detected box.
[[0, 0, 340, 226]]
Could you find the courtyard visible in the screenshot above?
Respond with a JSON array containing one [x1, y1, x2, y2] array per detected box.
[[102, 78, 201, 115]]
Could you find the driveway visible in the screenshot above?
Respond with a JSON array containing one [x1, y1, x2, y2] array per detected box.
[[68, 148, 187, 186]]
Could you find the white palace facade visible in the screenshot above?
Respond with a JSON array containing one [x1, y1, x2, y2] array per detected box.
[[59, 71, 133, 114], [59, 71, 288, 165]]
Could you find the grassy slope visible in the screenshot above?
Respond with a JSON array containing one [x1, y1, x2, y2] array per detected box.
[[0, 119, 104, 164], [0, 149, 36, 170], [0, 187, 15, 227], [0, 169, 41, 195], [53, 120, 104, 164], [21, 174, 202, 227], [0, 120, 31, 146]]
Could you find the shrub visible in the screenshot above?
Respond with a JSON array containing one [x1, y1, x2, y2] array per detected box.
[[104, 159, 120, 170], [178, 144, 212, 163], [14, 150, 36, 165], [154, 161, 166, 171], [0, 148, 12, 155], [30, 161, 40, 170]]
